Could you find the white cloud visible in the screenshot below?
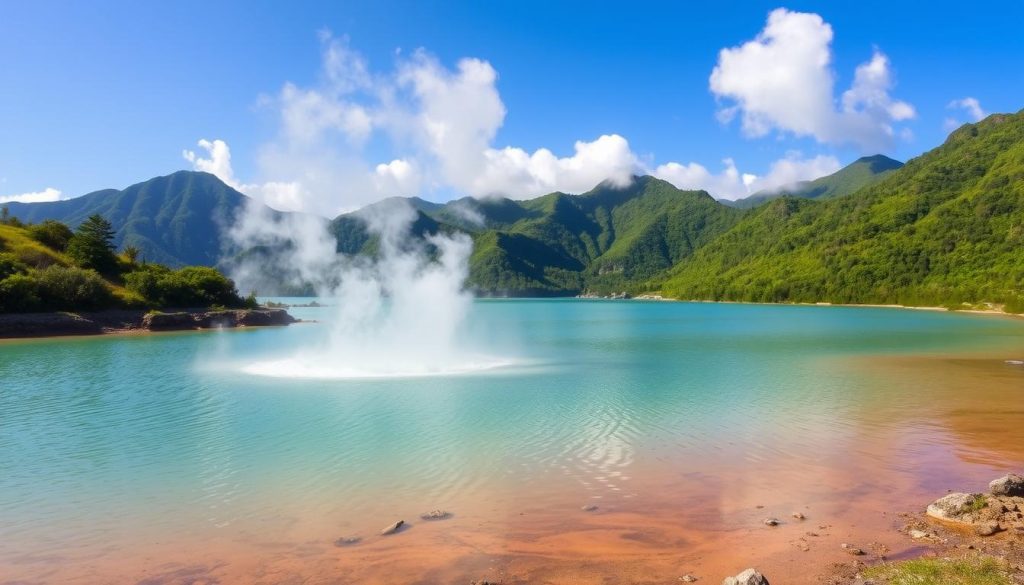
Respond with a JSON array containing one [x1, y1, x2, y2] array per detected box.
[[654, 152, 840, 201], [709, 8, 914, 151], [945, 97, 987, 131], [186, 31, 852, 212], [0, 187, 63, 204]]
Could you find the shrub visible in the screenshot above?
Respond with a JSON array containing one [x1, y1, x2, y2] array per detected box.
[[27, 220, 74, 252], [0, 274, 41, 313], [0, 253, 28, 280], [34, 265, 114, 311], [124, 265, 242, 308]]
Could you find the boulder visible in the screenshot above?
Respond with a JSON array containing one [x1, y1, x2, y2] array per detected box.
[[723, 569, 769, 585], [380, 520, 404, 535], [926, 492, 984, 523], [989, 474, 1024, 497]]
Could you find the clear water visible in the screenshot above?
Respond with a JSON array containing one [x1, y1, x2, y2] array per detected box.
[[2, 300, 1024, 583]]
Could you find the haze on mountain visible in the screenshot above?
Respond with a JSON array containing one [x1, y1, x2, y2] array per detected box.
[[4, 110, 1023, 310]]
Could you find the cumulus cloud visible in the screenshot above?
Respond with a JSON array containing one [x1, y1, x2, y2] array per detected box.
[[186, 31, 851, 212], [709, 8, 914, 151], [0, 187, 63, 204], [944, 97, 987, 131], [654, 152, 840, 201]]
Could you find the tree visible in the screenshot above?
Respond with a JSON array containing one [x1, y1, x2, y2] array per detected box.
[[67, 214, 118, 275], [28, 220, 74, 252], [122, 244, 140, 264]]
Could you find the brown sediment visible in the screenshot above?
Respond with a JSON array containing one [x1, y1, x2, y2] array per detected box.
[[3, 350, 1023, 584], [0, 307, 296, 339]]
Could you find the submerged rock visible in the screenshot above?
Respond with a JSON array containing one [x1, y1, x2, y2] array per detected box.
[[763, 518, 780, 526], [926, 492, 984, 523], [333, 536, 361, 547], [989, 474, 1024, 497], [380, 520, 405, 535], [722, 568, 769, 585], [581, 504, 599, 512], [420, 510, 451, 521], [792, 512, 806, 520]]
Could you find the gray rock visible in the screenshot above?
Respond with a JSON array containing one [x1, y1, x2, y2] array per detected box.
[[763, 518, 780, 526], [380, 520, 405, 535], [722, 568, 769, 585], [975, 520, 1001, 536], [908, 529, 930, 539], [990, 474, 1024, 497], [926, 492, 984, 523]]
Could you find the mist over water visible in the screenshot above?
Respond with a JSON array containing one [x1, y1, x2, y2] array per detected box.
[[227, 199, 514, 378]]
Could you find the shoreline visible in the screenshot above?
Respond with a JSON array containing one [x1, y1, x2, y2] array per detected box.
[[574, 293, 1024, 320], [0, 307, 297, 340]]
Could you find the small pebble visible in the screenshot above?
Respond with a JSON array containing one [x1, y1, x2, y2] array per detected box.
[[792, 512, 806, 520], [581, 504, 599, 512], [763, 518, 780, 526]]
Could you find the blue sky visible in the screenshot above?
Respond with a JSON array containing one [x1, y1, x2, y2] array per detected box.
[[1, 1, 1022, 213]]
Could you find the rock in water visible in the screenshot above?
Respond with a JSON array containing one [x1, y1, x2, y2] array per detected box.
[[333, 536, 361, 547], [926, 492, 984, 523], [763, 518, 780, 526], [722, 568, 769, 585], [420, 510, 451, 521], [380, 520, 404, 535], [792, 512, 806, 520], [581, 504, 599, 512], [989, 474, 1024, 497]]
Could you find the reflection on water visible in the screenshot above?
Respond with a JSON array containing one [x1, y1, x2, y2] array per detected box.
[[1, 301, 1024, 583]]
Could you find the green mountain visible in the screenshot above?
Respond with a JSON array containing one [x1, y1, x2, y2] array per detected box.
[[658, 111, 1024, 309], [3, 171, 271, 267], [329, 176, 743, 296], [729, 154, 904, 209]]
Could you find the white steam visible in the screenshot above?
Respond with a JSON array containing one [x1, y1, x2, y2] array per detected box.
[[227, 197, 512, 379]]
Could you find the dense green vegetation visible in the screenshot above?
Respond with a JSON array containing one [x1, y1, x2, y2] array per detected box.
[[659, 111, 1024, 310], [0, 213, 249, 314], [729, 154, 904, 209]]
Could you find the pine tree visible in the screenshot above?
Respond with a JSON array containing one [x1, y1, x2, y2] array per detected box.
[[67, 214, 118, 274]]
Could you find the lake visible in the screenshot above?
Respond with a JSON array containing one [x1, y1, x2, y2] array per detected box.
[[2, 300, 1024, 584]]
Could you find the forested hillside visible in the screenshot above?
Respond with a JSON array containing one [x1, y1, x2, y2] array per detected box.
[[658, 111, 1024, 310]]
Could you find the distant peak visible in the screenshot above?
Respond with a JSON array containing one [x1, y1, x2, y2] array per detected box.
[[853, 154, 904, 173]]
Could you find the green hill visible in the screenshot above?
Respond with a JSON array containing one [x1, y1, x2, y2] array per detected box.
[[3, 171, 276, 267], [659, 111, 1024, 310], [730, 154, 904, 209], [328, 176, 743, 296]]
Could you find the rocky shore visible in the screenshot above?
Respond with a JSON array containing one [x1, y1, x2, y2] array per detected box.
[[0, 308, 296, 338]]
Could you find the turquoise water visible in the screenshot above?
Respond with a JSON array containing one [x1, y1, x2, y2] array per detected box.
[[2, 300, 1024, 582]]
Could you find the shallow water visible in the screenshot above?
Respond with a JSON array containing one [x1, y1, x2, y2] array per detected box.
[[2, 300, 1023, 584]]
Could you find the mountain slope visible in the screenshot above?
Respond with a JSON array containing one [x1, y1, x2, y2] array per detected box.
[[730, 154, 904, 209], [4, 171, 272, 267], [660, 111, 1024, 308], [458, 177, 744, 295]]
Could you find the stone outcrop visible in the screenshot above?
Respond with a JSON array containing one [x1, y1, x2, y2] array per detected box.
[[925, 475, 1024, 536], [722, 568, 769, 585], [0, 308, 296, 338], [990, 474, 1024, 497]]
